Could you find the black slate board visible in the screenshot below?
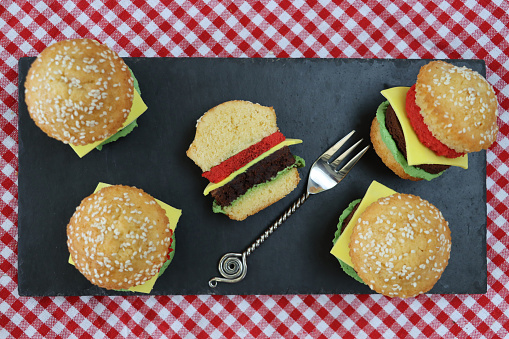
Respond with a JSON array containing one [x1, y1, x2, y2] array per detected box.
[[18, 58, 487, 296]]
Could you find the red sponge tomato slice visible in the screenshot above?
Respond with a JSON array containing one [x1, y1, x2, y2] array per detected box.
[[405, 85, 464, 158], [202, 131, 286, 183]]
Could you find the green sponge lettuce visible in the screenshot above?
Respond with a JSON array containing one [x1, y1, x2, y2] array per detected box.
[[376, 101, 445, 181], [96, 120, 138, 151], [332, 199, 365, 284], [96, 68, 141, 151]]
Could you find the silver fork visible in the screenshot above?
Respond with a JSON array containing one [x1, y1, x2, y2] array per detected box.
[[208, 130, 369, 287]]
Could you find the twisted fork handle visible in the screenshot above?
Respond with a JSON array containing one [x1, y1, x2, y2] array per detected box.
[[209, 192, 310, 287], [245, 192, 309, 256]]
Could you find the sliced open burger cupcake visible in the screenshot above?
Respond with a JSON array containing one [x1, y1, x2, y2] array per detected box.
[[187, 100, 305, 221]]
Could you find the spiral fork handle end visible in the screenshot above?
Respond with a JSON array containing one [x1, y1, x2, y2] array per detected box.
[[209, 252, 247, 288]]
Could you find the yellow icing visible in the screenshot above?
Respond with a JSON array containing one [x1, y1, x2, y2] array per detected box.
[[70, 90, 148, 158], [203, 139, 303, 195], [68, 182, 182, 293], [381, 87, 467, 169], [330, 181, 396, 267]]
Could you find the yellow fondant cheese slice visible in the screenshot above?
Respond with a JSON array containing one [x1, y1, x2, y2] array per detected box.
[[330, 180, 396, 267], [70, 90, 148, 158], [69, 182, 182, 294], [381, 87, 468, 169], [203, 139, 303, 195]]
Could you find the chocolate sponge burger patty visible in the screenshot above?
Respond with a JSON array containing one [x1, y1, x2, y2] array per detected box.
[[384, 104, 450, 175], [211, 146, 297, 207]]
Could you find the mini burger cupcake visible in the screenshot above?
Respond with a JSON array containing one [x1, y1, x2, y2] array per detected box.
[[371, 61, 498, 181], [24, 39, 147, 157], [187, 100, 305, 221], [331, 181, 451, 298], [67, 185, 180, 292]]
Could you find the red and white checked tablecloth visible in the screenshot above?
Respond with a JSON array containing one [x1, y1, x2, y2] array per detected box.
[[1, 1, 508, 338]]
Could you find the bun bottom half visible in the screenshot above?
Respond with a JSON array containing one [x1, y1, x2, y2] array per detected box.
[[217, 167, 300, 221], [370, 117, 421, 181]]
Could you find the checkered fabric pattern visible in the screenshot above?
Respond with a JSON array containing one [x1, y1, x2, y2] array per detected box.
[[1, 0, 508, 337]]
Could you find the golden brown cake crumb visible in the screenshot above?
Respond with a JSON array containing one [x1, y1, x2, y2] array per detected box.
[[221, 167, 300, 221], [187, 100, 278, 172]]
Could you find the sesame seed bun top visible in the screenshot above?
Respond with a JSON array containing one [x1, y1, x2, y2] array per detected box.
[[187, 100, 278, 172], [67, 185, 173, 290], [415, 60, 498, 153], [25, 39, 134, 146], [349, 193, 451, 298]]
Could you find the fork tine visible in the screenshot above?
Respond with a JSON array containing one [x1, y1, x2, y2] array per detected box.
[[336, 145, 370, 178], [329, 138, 363, 168], [321, 130, 355, 162]]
